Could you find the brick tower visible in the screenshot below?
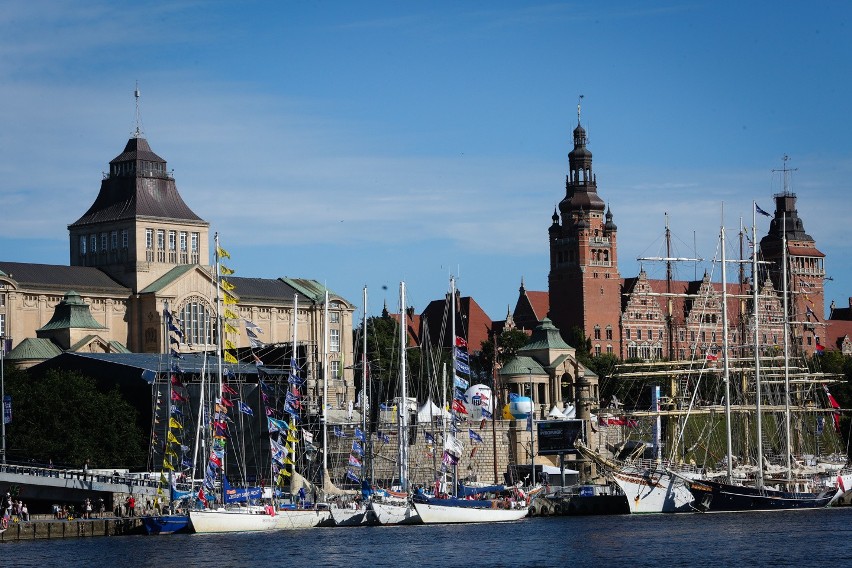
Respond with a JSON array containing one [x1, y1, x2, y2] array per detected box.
[[548, 110, 622, 355]]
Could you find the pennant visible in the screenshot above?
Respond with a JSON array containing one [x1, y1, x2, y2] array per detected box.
[[169, 417, 183, 430], [755, 203, 772, 217], [224, 352, 238, 364], [454, 375, 469, 390], [288, 374, 306, 386], [455, 347, 469, 363], [223, 292, 238, 305], [452, 399, 468, 414], [352, 441, 363, 455], [170, 349, 183, 359], [167, 432, 180, 445], [222, 383, 238, 396], [815, 341, 825, 355], [286, 432, 299, 444], [333, 425, 347, 438], [348, 455, 362, 468], [225, 339, 237, 351], [220, 265, 234, 275], [224, 308, 239, 320], [221, 279, 236, 291], [225, 322, 239, 335], [455, 360, 471, 375], [481, 408, 493, 420], [354, 427, 366, 441], [238, 401, 254, 416], [217, 397, 234, 408], [454, 387, 468, 403], [378, 432, 390, 444], [170, 374, 182, 387], [216, 245, 231, 259], [825, 386, 841, 432], [346, 470, 361, 484], [208, 452, 222, 468], [469, 429, 483, 443], [259, 379, 273, 393], [268, 417, 287, 433], [162, 460, 175, 471], [442, 450, 459, 466], [301, 429, 314, 444]]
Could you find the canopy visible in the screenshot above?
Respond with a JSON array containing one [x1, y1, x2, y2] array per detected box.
[[417, 398, 450, 422]]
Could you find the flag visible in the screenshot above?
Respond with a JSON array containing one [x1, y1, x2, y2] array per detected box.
[[455, 336, 467, 349], [455, 360, 471, 375], [208, 451, 222, 468], [301, 429, 314, 444], [222, 383, 238, 396], [224, 308, 239, 320], [238, 402, 254, 416], [454, 387, 468, 402], [424, 431, 435, 444], [217, 397, 234, 408], [219, 264, 234, 275], [224, 352, 238, 364], [481, 408, 493, 420], [346, 470, 361, 483], [225, 339, 237, 351], [354, 427, 366, 441], [169, 417, 183, 429], [225, 322, 239, 335], [352, 441, 363, 455], [333, 425, 347, 438], [288, 374, 306, 386], [348, 455, 362, 468], [755, 203, 771, 217], [454, 375, 469, 390], [197, 488, 208, 506], [706, 353, 718, 361], [223, 292, 237, 305], [806, 306, 820, 322], [815, 341, 825, 355], [171, 390, 187, 403], [221, 279, 235, 291], [469, 429, 483, 443], [216, 245, 231, 259], [825, 386, 841, 432], [170, 374, 182, 386], [268, 417, 288, 433], [452, 399, 468, 414], [170, 405, 184, 417], [442, 450, 459, 466], [167, 431, 179, 444], [444, 434, 464, 457], [455, 347, 469, 363]]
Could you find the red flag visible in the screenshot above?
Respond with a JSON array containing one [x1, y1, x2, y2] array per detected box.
[[219, 397, 234, 407], [452, 399, 468, 414], [171, 390, 187, 403], [222, 383, 238, 396], [198, 488, 207, 506], [825, 386, 841, 432], [455, 336, 467, 349], [170, 374, 182, 386], [470, 446, 478, 458]]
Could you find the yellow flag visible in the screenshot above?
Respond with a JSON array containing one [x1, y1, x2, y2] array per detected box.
[[224, 351, 238, 364], [225, 322, 238, 335], [216, 245, 231, 259], [220, 265, 235, 275], [278, 469, 291, 478], [167, 431, 179, 444], [224, 309, 239, 320], [166, 448, 178, 459], [221, 279, 235, 291], [159, 472, 167, 485], [284, 457, 295, 465], [162, 460, 175, 471], [287, 433, 298, 443], [225, 339, 237, 350], [169, 417, 183, 429], [157, 487, 163, 495], [223, 292, 237, 305]]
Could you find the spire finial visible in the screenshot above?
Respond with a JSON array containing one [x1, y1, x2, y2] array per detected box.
[[133, 81, 144, 138], [577, 94, 584, 125]]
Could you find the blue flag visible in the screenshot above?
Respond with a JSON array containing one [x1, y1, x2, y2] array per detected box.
[[238, 402, 254, 417], [354, 427, 366, 441], [469, 429, 483, 443], [755, 203, 772, 217], [346, 470, 361, 483], [352, 441, 363, 455]]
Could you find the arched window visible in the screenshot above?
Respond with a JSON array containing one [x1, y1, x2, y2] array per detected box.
[[179, 296, 215, 345]]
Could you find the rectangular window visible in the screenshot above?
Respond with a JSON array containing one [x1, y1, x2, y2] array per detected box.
[[0, 293, 5, 307], [146, 229, 154, 249], [637, 329, 642, 340], [626, 329, 631, 340], [606, 328, 612, 340], [594, 328, 601, 340], [700, 331, 706, 343], [101, 233, 107, 251], [0, 313, 5, 339], [191, 233, 199, 252], [330, 329, 340, 353], [606, 345, 613, 354], [157, 230, 165, 249], [330, 311, 340, 323], [679, 330, 685, 342], [690, 331, 696, 342], [594, 345, 601, 356], [122, 229, 129, 248], [80, 236, 87, 255], [111, 231, 118, 250], [168, 231, 176, 250], [658, 330, 663, 340], [180, 232, 187, 251], [331, 363, 340, 381], [91, 235, 97, 253]]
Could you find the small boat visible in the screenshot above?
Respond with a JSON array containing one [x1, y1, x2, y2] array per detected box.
[[412, 496, 528, 524], [189, 507, 279, 534], [142, 514, 190, 535]]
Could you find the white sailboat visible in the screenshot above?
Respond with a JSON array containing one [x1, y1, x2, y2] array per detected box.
[[368, 281, 421, 525]]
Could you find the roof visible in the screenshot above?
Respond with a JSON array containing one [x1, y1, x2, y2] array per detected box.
[[281, 278, 337, 304], [499, 355, 546, 377], [35, 351, 273, 377], [0, 262, 130, 295], [69, 137, 205, 227], [37, 291, 106, 331], [826, 319, 852, 351], [621, 273, 744, 326], [5, 338, 63, 361], [139, 265, 200, 294], [519, 318, 572, 352]]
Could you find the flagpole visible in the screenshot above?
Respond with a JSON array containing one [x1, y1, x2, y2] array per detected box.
[[782, 215, 792, 483], [322, 290, 329, 499], [214, 232, 226, 503], [752, 204, 764, 490], [720, 205, 733, 483], [398, 281, 409, 492]]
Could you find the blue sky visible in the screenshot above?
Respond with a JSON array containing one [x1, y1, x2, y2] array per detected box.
[[1, 1, 851, 322]]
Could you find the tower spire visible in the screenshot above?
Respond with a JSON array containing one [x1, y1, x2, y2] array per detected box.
[[577, 94, 584, 125], [133, 82, 144, 139]]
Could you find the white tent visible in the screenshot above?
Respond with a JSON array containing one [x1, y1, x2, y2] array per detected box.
[[417, 398, 450, 423]]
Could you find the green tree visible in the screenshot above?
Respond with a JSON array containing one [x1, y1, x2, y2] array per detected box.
[[4, 366, 146, 468], [474, 329, 530, 381]]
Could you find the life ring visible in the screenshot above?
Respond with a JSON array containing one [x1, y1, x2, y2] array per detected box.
[[1, 517, 8, 529]]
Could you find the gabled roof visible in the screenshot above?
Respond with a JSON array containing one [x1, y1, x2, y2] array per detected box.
[[139, 264, 199, 294], [0, 261, 130, 294], [526, 291, 550, 320], [280, 278, 336, 304]]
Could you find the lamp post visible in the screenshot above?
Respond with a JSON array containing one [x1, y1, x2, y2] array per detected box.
[[527, 367, 534, 488]]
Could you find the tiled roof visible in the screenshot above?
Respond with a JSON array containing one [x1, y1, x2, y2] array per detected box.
[[37, 291, 107, 331], [139, 265, 198, 294], [526, 291, 550, 320], [0, 262, 130, 294]]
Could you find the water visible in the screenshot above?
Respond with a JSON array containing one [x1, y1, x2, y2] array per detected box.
[[8, 508, 852, 567]]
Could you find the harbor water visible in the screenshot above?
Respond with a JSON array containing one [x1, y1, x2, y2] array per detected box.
[[6, 507, 852, 567]]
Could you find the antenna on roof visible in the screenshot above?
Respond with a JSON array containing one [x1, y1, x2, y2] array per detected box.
[[577, 94, 584, 124], [133, 81, 144, 138]]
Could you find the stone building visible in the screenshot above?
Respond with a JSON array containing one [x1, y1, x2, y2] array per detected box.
[[0, 123, 356, 406]]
